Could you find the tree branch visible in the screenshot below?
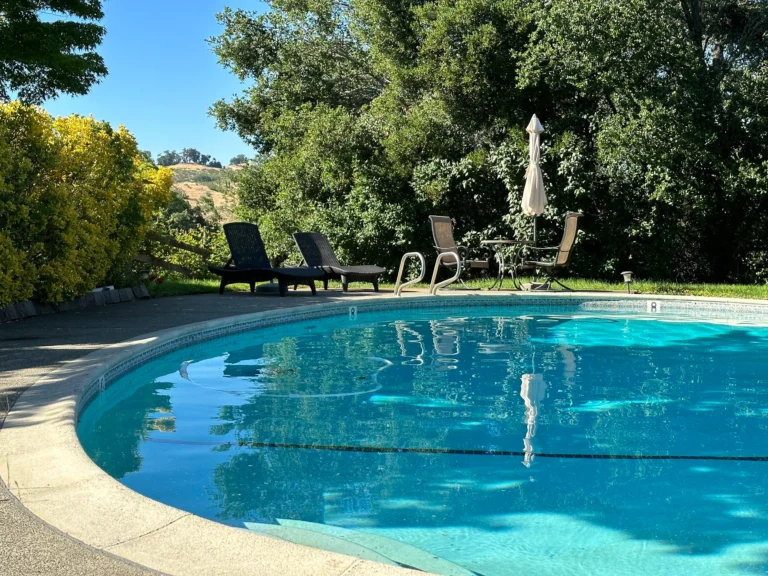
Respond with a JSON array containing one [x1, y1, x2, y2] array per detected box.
[[680, 0, 704, 55]]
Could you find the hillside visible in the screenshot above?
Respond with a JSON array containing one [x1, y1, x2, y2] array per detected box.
[[170, 163, 239, 222]]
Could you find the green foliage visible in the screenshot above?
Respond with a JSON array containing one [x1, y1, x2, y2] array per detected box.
[[0, 0, 108, 103], [157, 150, 182, 166], [230, 154, 249, 165], [181, 148, 202, 164], [211, 0, 768, 282], [161, 189, 208, 230], [0, 101, 173, 306], [161, 166, 237, 272], [142, 226, 230, 280], [139, 184, 229, 281], [156, 148, 223, 168]]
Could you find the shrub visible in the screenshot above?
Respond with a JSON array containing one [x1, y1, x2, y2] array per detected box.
[[140, 227, 230, 280], [135, 186, 230, 281], [0, 102, 172, 306]]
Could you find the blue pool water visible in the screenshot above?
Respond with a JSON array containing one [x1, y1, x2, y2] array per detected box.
[[78, 307, 768, 575]]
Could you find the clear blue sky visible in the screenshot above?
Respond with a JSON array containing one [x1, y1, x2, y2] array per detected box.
[[43, 0, 263, 165]]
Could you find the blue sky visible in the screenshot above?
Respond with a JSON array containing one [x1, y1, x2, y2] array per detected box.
[[43, 0, 263, 165]]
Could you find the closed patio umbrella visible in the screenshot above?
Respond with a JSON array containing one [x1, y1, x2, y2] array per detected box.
[[521, 114, 547, 244]]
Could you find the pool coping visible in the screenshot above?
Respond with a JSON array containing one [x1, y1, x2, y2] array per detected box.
[[4, 290, 768, 575]]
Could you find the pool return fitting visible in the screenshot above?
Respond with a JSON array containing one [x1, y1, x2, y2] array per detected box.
[[393, 251, 463, 296]]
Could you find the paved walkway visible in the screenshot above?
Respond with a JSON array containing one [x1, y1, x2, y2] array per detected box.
[[0, 290, 369, 575]]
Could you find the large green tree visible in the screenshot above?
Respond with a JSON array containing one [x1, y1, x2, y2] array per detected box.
[[211, 0, 768, 282], [156, 150, 182, 167], [0, 0, 108, 103]]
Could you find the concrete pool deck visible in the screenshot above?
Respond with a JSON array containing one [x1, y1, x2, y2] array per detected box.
[[0, 289, 388, 576], [4, 288, 768, 575]]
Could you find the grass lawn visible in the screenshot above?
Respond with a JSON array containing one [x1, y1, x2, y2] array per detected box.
[[146, 277, 768, 300]]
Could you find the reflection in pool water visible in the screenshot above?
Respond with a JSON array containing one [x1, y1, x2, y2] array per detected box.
[[78, 307, 768, 575], [519, 370, 546, 467]]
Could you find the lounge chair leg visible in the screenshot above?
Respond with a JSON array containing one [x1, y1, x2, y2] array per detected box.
[[341, 275, 349, 292], [372, 278, 379, 292], [323, 279, 329, 291], [552, 277, 573, 291], [249, 282, 255, 293], [278, 279, 289, 297], [309, 281, 317, 296]]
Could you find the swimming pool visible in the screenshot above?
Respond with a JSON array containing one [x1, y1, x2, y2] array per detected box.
[[77, 305, 768, 575]]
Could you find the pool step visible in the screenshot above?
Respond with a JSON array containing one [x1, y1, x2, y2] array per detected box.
[[243, 522, 397, 566], [275, 519, 474, 576]]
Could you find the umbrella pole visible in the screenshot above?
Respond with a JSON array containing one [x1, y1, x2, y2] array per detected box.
[[533, 217, 537, 246]]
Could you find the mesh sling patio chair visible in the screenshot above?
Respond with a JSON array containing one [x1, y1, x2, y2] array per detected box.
[[293, 232, 385, 292], [429, 215, 493, 287], [208, 223, 323, 297], [522, 212, 582, 291]]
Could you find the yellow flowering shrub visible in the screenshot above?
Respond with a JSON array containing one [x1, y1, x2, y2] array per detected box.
[[0, 102, 172, 306]]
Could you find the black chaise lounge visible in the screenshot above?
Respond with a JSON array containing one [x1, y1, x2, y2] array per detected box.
[[522, 212, 582, 291], [429, 215, 493, 286], [208, 222, 324, 296], [293, 232, 385, 292]]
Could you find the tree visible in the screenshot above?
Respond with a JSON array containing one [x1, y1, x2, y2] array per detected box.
[[156, 150, 181, 166], [198, 193, 222, 225], [0, 102, 172, 305], [210, 0, 768, 282], [519, 0, 768, 280], [161, 190, 207, 231], [0, 0, 108, 103], [229, 154, 249, 165], [156, 148, 224, 167], [181, 148, 202, 164]]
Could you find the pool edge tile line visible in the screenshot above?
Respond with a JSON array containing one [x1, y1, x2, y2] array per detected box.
[[4, 291, 768, 576]]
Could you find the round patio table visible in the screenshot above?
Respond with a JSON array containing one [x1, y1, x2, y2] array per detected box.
[[481, 239, 533, 290]]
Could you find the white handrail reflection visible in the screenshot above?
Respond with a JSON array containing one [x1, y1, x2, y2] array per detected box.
[[520, 372, 547, 467]]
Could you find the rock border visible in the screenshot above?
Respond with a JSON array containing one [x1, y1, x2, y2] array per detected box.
[[0, 285, 151, 324]]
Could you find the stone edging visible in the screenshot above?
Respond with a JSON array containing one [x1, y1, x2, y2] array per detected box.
[[4, 291, 768, 576], [0, 285, 151, 324]]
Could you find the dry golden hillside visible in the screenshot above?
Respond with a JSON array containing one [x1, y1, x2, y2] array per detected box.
[[170, 164, 238, 222]]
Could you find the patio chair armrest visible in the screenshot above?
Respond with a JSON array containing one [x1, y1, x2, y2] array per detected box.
[[475, 244, 493, 260], [527, 246, 559, 251]]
